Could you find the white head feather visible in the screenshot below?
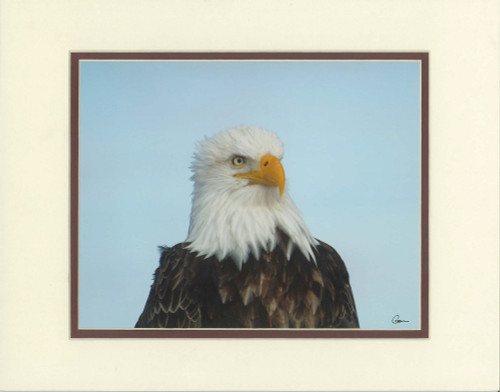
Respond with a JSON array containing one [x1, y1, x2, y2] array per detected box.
[[186, 126, 318, 268]]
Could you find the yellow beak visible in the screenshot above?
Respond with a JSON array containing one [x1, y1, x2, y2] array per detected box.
[[234, 154, 285, 196]]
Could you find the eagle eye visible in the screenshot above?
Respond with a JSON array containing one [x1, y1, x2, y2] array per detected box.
[[231, 156, 246, 167]]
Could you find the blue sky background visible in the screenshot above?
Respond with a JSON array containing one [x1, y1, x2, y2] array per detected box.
[[79, 60, 421, 329]]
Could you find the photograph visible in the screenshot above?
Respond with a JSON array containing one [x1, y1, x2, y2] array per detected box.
[[2, 1, 498, 390], [73, 53, 427, 337]]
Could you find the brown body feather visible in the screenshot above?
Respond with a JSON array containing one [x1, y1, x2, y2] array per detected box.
[[135, 240, 359, 328]]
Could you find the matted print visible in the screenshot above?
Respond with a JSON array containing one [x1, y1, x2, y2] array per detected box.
[[71, 52, 428, 338]]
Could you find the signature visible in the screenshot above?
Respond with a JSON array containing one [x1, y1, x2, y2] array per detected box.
[[392, 315, 409, 324]]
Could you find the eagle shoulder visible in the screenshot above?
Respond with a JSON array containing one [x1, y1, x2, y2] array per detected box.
[[135, 243, 201, 328], [313, 240, 360, 328]]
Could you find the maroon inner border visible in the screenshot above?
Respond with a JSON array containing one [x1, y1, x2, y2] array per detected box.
[[70, 52, 429, 339]]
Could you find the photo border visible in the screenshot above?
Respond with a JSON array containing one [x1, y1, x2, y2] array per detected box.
[[70, 52, 429, 339]]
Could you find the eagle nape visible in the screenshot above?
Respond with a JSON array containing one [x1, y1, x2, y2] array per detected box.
[[135, 126, 359, 329]]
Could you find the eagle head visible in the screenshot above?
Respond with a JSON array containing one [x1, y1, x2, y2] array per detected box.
[[186, 126, 317, 268]]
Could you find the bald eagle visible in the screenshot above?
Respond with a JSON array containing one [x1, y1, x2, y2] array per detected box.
[[135, 126, 359, 328]]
